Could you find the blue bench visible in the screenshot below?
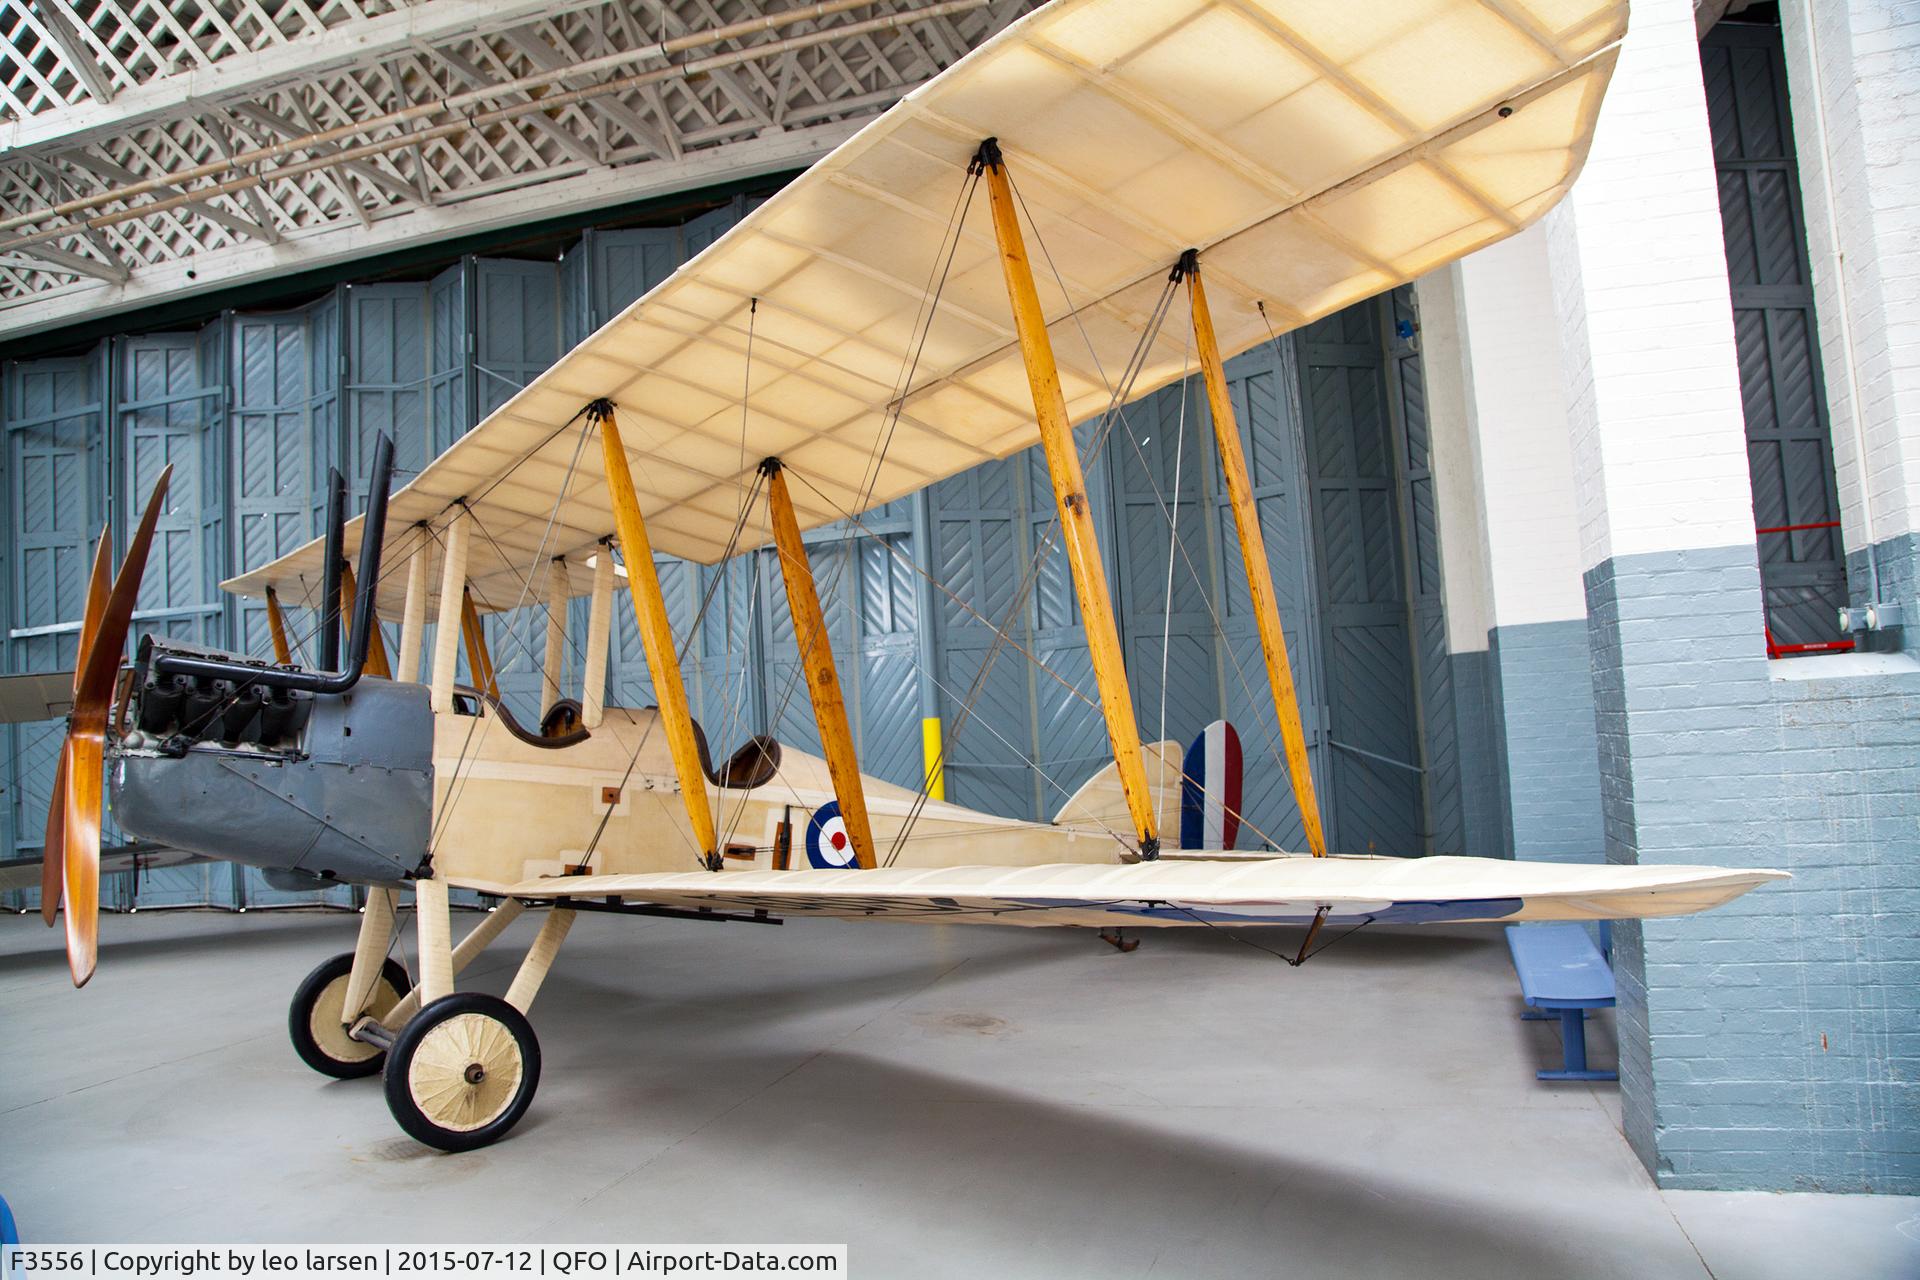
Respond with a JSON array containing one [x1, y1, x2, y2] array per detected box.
[[1505, 922, 1616, 1082]]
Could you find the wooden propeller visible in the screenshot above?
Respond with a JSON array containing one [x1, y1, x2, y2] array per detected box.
[[40, 526, 111, 925], [43, 466, 171, 987]]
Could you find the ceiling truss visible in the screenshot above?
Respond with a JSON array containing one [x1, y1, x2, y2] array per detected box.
[[0, 0, 1030, 340]]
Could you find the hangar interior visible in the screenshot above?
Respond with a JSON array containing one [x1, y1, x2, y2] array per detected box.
[[1, 0, 1916, 1259], [0, 219, 1456, 907]]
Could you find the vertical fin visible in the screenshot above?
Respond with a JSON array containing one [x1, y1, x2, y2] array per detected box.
[[1180, 720, 1243, 851]]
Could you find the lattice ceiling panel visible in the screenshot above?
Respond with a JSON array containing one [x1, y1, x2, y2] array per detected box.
[[0, 0, 1029, 339]]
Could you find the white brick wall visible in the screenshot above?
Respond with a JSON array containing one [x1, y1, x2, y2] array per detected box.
[[1778, 0, 1920, 559], [1410, 265, 1493, 651], [1451, 226, 1591, 628], [1550, 0, 1759, 573]]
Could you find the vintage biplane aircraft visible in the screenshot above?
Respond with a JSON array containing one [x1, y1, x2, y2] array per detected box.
[[30, 0, 1783, 1152]]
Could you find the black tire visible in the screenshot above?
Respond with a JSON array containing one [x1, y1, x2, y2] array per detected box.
[[383, 993, 540, 1153], [289, 952, 412, 1080]]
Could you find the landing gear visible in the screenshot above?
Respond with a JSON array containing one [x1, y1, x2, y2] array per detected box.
[[289, 951, 411, 1079], [383, 993, 541, 1152], [303, 881, 566, 1151]]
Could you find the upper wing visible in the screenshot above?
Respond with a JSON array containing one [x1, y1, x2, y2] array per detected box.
[[468, 856, 1785, 928], [224, 0, 1625, 614]]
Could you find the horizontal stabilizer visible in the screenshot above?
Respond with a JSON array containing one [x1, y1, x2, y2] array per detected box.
[[1052, 741, 1182, 839]]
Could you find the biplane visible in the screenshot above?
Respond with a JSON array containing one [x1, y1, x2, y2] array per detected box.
[[29, 0, 1783, 1152]]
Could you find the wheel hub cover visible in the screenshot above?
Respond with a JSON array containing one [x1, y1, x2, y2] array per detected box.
[[408, 1012, 523, 1132]]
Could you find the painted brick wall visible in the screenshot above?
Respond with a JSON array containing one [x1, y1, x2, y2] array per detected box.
[[1417, 229, 1605, 865], [1413, 265, 1506, 857], [1547, 0, 1918, 1192], [1589, 544, 1918, 1191], [1489, 620, 1605, 863]]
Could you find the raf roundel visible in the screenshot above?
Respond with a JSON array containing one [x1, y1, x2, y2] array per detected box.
[[805, 801, 857, 869]]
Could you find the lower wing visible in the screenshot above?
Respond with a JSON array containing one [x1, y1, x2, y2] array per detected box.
[[0, 843, 205, 894], [458, 855, 1785, 929]]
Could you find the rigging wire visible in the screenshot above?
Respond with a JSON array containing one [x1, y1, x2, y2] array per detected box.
[[865, 273, 1181, 866], [1013, 163, 1307, 848], [426, 413, 600, 858], [856, 166, 982, 516], [779, 472, 1122, 856], [1106, 383, 1301, 851], [868, 163, 1198, 865], [1158, 337, 1191, 753], [1165, 902, 1376, 968], [1003, 169, 1300, 852], [475, 414, 600, 670], [711, 297, 763, 836], [718, 160, 983, 867], [578, 466, 771, 869]]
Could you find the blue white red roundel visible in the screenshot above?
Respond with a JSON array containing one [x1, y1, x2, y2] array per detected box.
[[805, 800, 856, 868]]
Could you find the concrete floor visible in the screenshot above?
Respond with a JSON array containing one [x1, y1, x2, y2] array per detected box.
[[2, 908, 1915, 1279]]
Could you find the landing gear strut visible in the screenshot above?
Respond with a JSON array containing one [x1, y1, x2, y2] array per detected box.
[[290, 880, 571, 1150]]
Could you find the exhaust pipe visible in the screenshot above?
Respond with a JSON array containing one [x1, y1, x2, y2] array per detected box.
[[319, 466, 347, 671], [153, 433, 396, 695]]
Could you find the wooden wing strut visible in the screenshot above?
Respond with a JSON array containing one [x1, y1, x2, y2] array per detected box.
[[762, 459, 876, 870], [263, 586, 292, 665], [979, 139, 1159, 861], [1183, 253, 1327, 857], [590, 402, 722, 872], [459, 587, 499, 700]]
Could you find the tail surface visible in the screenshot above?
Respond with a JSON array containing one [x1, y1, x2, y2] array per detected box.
[[1051, 740, 1182, 840], [1180, 720, 1243, 851]]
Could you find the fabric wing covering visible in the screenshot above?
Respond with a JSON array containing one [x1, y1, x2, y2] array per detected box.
[[225, 0, 1627, 617], [472, 857, 1788, 927]]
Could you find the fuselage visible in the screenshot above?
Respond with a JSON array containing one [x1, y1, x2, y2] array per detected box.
[[108, 663, 1128, 896]]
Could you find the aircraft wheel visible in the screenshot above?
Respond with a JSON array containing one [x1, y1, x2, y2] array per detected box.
[[289, 952, 410, 1080], [384, 993, 540, 1152]]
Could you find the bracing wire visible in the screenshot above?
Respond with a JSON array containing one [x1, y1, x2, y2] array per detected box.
[[784, 262, 1180, 865], [868, 273, 1182, 866], [1007, 168, 1299, 852], [1158, 338, 1191, 753], [726, 161, 983, 866]]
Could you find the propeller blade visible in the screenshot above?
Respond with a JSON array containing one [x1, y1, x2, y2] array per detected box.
[[42, 525, 111, 927], [63, 732, 102, 987], [76, 522, 112, 680], [73, 468, 171, 715], [40, 738, 68, 925], [58, 466, 171, 988]]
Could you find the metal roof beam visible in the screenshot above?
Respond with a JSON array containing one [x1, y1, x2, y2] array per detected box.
[[0, 0, 612, 155], [61, 147, 278, 244], [0, 116, 861, 343], [7, 242, 127, 283], [30, 1, 117, 105]]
